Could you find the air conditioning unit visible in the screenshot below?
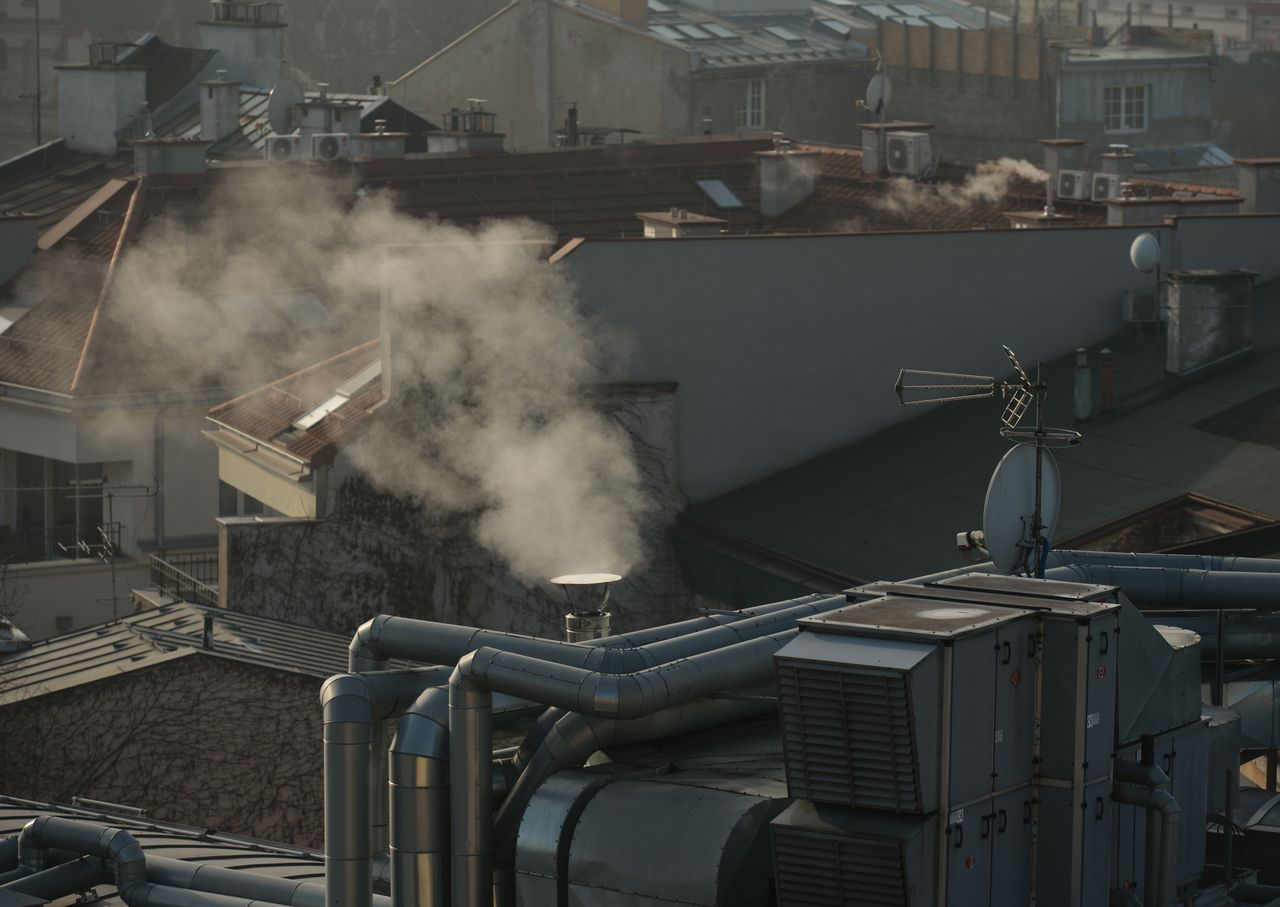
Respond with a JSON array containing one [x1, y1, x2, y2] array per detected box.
[[885, 131, 932, 176], [1092, 172, 1121, 201], [1057, 169, 1091, 200], [1122, 289, 1159, 323], [264, 134, 304, 162], [310, 133, 351, 162]]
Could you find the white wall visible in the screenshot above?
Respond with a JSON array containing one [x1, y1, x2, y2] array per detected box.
[[560, 214, 1280, 502]]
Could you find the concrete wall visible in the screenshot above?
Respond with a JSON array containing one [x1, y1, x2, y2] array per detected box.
[[390, 0, 694, 148], [0, 655, 323, 846], [2, 557, 150, 640], [195, 22, 283, 90], [559, 214, 1280, 502]]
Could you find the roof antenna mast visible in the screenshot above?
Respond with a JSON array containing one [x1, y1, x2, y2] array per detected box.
[[894, 346, 1081, 578]]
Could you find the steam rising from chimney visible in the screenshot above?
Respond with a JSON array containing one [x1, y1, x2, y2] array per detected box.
[[38, 169, 654, 584], [874, 158, 1050, 216]]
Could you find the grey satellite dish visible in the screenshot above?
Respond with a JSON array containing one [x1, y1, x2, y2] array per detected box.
[[1130, 232, 1161, 274], [865, 73, 892, 116], [267, 78, 304, 134], [982, 443, 1061, 575]]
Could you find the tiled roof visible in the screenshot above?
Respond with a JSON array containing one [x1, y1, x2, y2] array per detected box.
[[119, 37, 219, 111], [0, 601, 355, 707], [207, 341, 384, 466], [0, 141, 134, 230]]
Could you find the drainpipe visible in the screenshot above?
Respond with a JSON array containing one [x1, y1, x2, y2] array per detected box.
[[1045, 564, 1280, 609], [1114, 762, 1180, 907], [0, 836, 17, 870], [449, 630, 798, 907], [17, 817, 273, 907]]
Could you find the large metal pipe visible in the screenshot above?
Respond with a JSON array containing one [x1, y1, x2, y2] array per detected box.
[[1113, 764, 1180, 907], [448, 630, 797, 907], [0, 856, 103, 899], [17, 817, 283, 907], [1045, 564, 1280, 609], [1143, 612, 1280, 660], [144, 856, 394, 907], [490, 687, 776, 871], [1048, 550, 1280, 575], [0, 836, 17, 871], [379, 595, 845, 907]]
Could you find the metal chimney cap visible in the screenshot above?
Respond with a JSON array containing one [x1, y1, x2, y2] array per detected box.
[[550, 573, 622, 586]]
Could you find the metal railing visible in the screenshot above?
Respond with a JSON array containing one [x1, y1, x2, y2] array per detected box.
[[150, 551, 219, 607], [0, 522, 122, 566]]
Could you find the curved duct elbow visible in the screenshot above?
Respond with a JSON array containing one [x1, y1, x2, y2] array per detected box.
[[350, 615, 392, 672]]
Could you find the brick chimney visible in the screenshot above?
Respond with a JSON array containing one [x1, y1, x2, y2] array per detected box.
[[197, 0, 286, 89], [1235, 158, 1280, 214], [757, 147, 820, 215]]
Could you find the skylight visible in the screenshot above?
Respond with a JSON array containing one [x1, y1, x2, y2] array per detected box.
[[893, 4, 931, 15], [647, 0, 673, 10], [291, 360, 382, 431], [695, 178, 746, 210], [650, 24, 684, 40], [818, 17, 852, 34], [764, 25, 807, 44], [704, 22, 739, 38], [676, 22, 714, 38]]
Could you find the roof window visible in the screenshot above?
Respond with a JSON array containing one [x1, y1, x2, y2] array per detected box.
[[694, 178, 747, 209]]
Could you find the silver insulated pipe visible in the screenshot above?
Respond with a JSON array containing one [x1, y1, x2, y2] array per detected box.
[[1044, 564, 1280, 609]]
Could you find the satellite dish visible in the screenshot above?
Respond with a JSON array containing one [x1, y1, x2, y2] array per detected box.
[[982, 443, 1062, 575], [1130, 232, 1161, 274], [865, 73, 892, 116], [267, 78, 304, 134]]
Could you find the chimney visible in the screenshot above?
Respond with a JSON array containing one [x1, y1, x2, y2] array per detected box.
[[56, 43, 147, 155], [636, 208, 727, 237], [427, 99, 506, 155], [1099, 145, 1137, 176], [1165, 269, 1258, 378], [0, 215, 39, 286], [197, 0, 286, 89], [202, 612, 215, 650], [577, 0, 648, 26], [1235, 158, 1280, 214], [353, 120, 409, 161], [1038, 137, 1086, 179], [132, 137, 211, 175], [199, 69, 241, 141], [757, 147, 819, 216], [551, 573, 622, 642]]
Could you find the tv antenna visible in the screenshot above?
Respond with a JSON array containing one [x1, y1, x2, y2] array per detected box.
[[894, 345, 1081, 577]]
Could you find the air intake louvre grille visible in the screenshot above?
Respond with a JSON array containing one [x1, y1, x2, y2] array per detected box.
[[777, 661, 921, 811], [773, 824, 909, 907]]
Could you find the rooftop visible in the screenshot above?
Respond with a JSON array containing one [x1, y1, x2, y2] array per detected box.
[[0, 602, 356, 707]]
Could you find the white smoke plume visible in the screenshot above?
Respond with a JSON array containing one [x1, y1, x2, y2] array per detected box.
[[94, 170, 653, 582], [874, 158, 1049, 216]]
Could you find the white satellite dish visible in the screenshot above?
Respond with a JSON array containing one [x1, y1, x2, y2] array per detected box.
[[865, 73, 892, 116], [267, 78, 305, 134], [982, 443, 1062, 575], [1130, 232, 1161, 274]]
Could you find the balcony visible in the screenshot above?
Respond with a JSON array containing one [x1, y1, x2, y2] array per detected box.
[[149, 551, 219, 608]]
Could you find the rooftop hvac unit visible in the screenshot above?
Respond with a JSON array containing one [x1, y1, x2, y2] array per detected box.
[[264, 134, 303, 162], [886, 131, 932, 177], [1057, 169, 1091, 200], [776, 595, 1036, 813], [1123, 289, 1159, 323], [1092, 172, 1121, 201], [310, 133, 351, 162]]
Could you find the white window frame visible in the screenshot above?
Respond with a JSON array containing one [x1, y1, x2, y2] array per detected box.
[[737, 79, 766, 129], [1103, 84, 1149, 134]]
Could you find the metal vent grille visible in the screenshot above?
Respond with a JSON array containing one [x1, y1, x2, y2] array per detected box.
[[777, 661, 922, 811], [773, 824, 909, 907]]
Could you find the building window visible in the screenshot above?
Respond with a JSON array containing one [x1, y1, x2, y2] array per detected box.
[[0, 451, 107, 564], [737, 79, 765, 129], [1103, 85, 1148, 133], [1180, 4, 1194, 14], [1224, 7, 1239, 17]]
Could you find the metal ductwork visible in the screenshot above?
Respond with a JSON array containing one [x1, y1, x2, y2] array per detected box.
[[448, 630, 797, 907], [1113, 762, 1180, 907], [0, 856, 104, 900], [1048, 550, 1280, 575], [1045, 564, 1280, 609]]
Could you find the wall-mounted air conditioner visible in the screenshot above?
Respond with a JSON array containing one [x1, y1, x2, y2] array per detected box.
[[885, 132, 932, 177], [264, 134, 304, 162], [310, 133, 351, 162], [1057, 169, 1091, 200], [1092, 172, 1121, 201]]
